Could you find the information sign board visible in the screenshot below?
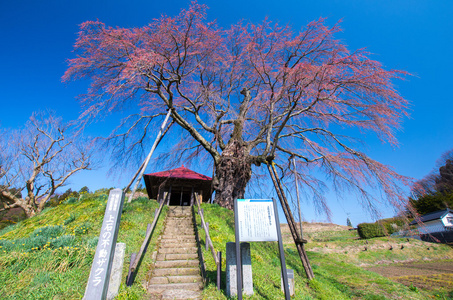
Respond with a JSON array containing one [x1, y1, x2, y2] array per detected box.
[[237, 199, 278, 242]]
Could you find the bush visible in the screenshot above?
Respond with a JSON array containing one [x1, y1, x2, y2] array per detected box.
[[357, 222, 385, 239], [357, 217, 407, 239]]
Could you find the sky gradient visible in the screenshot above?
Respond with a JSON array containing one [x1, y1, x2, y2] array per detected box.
[[1, 0, 452, 225]]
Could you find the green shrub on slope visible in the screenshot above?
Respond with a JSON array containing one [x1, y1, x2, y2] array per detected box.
[[358, 218, 406, 239], [357, 222, 386, 239]]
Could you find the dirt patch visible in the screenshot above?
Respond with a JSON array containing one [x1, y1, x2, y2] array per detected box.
[[367, 260, 453, 290], [280, 222, 350, 244], [280, 222, 349, 234]]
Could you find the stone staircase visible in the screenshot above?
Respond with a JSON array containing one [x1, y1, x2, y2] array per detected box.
[[147, 206, 203, 299]]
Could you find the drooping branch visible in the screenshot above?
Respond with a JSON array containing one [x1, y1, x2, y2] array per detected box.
[[63, 2, 410, 214]]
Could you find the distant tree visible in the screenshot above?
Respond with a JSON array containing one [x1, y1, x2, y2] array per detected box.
[[79, 186, 90, 194], [56, 188, 79, 203], [436, 158, 453, 194], [0, 112, 96, 217], [409, 192, 453, 215], [64, 2, 409, 212], [410, 149, 453, 215], [346, 217, 353, 227]]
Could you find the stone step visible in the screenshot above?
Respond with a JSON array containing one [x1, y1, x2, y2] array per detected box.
[[149, 275, 202, 285], [168, 207, 192, 211], [164, 225, 194, 230], [167, 208, 192, 217], [160, 240, 197, 247], [146, 206, 202, 299], [155, 259, 199, 268], [165, 221, 193, 226], [161, 232, 195, 237], [164, 229, 195, 235], [153, 267, 200, 277], [164, 226, 194, 231], [165, 220, 193, 224], [160, 240, 195, 246], [166, 214, 192, 218], [167, 215, 192, 219], [162, 227, 195, 236], [166, 217, 192, 221], [165, 223, 192, 227], [158, 247, 198, 254], [160, 289, 202, 300], [159, 242, 197, 249], [148, 282, 203, 294], [156, 253, 198, 261], [160, 236, 194, 240], [160, 236, 195, 243], [163, 233, 195, 238]]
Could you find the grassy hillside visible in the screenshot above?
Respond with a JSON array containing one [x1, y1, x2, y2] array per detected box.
[[196, 204, 453, 299], [0, 192, 166, 300], [1, 195, 452, 299]]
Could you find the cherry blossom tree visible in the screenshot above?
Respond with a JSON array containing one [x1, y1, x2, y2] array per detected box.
[[64, 3, 410, 213], [0, 112, 95, 217]]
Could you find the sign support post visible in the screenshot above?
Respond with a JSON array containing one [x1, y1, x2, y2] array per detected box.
[[273, 197, 291, 300], [234, 198, 243, 300]]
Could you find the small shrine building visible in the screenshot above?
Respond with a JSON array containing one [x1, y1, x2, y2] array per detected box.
[[143, 166, 212, 206]]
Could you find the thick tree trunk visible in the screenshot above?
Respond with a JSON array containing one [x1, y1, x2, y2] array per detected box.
[[18, 198, 36, 218], [213, 140, 252, 210], [1, 190, 36, 218]]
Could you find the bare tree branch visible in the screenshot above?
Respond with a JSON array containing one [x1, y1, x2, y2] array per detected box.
[[0, 111, 96, 217]]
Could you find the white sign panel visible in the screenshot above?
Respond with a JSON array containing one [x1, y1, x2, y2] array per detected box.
[[237, 199, 278, 242]]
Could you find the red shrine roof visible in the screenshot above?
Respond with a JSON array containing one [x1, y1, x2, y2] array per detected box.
[[145, 166, 212, 181]]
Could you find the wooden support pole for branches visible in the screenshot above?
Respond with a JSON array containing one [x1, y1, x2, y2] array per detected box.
[[127, 110, 172, 203], [267, 162, 314, 280], [292, 158, 304, 240]]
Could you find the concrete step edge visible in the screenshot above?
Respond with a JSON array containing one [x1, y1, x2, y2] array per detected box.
[[149, 275, 203, 284], [148, 282, 203, 293], [152, 268, 200, 277]]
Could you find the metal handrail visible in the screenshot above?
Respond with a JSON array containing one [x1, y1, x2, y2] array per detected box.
[[193, 193, 221, 289], [126, 194, 167, 286], [195, 193, 219, 265]]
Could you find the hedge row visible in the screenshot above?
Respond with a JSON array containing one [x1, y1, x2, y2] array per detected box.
[[357, 218, 406, 239]]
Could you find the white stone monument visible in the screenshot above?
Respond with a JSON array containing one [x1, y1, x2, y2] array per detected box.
[[226, 242, 253, 296]]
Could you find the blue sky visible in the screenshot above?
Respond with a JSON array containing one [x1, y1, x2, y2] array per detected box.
[[1, 0, 452, 225]]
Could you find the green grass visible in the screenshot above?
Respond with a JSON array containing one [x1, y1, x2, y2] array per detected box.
[[195, 203, 453, 299], [1, 198, 453, 299], [0, 193, 166, 300]]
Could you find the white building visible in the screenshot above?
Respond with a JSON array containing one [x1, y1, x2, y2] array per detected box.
[[410, 209, 453, 234]]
